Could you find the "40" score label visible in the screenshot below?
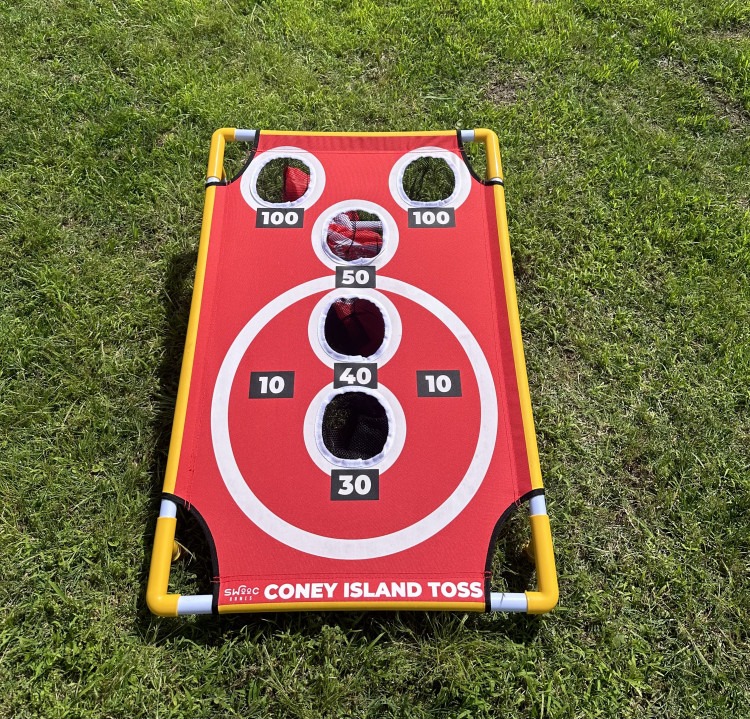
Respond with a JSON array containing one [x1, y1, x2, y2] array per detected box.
[[334, 363, 378, 389]]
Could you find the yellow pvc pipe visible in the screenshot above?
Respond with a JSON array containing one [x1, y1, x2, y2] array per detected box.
[[482, 130, 543, 491], [146, 516, 180, 616], [161, 132, 230, 494], [525, 514, 559, 613], [147, 130, 232, 616]]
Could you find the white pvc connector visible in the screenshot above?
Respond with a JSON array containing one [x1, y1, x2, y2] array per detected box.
[[177, 595, 213, 615], [529, 494, 547, 516], [460, 130, 475, 143], [490, 592, 528, 612], [234, 129, 257, 143], [159, 499, 177, 519]]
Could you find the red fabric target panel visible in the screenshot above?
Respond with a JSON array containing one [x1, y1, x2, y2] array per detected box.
[[147, 129, 558, 616]]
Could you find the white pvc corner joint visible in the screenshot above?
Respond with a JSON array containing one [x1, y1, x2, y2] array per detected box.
[[490, 592, 528, 612], [177, 595, 213, 615], [529, 494, 547, 516], [159, 499, 178, 519], [460, 130, 475, 143], [234, 129, 257, 143]]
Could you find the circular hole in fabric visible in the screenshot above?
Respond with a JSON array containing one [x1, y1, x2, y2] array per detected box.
[[255, 157, 311, 203], [325, 208, 384, 262], [401, 156, 456, 203], [321, 391, 389, 461], [323, 298, 385, 358]]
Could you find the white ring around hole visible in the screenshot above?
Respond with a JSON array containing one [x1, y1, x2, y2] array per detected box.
[[304, 384, 405, 471], [388, 146, 472, 211], [240, 146, 326, 210], [311, 199, 399, 270], [211, 275, 497, 560], [308, 289, 402, 368]]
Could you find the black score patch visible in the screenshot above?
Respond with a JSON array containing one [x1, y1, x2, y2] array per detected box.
[[331, 469, 379, 501], [408, 208, 456, 228], [333, 363, 378, 389], [249, 371, 295, 398], [335, 266, 376, 288], [416, 370, 462, 397], [256, 209, 304, 228]]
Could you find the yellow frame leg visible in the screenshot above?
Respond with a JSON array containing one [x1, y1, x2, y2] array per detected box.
[[473, 128, 559, 613]]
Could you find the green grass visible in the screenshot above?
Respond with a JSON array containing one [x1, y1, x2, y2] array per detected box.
[[1, 0, 749, 716]]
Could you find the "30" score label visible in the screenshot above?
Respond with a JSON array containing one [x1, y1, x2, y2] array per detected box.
[[331, 469, 379, 500], [408, 208, 456, 228], [249, 371, 295, 398], [334, 363, 378, 389], [416, 370, 462, 397], [256, 209, 304, 228]]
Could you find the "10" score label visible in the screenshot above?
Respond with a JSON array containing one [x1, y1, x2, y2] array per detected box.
[[256, 209, 304, 228], [416, 370, 462, 397], [249, 371, 295, 398], [408, 208, 456, 228]]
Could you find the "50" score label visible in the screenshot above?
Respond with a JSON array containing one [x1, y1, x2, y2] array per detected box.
[[331, 469, 379, 500], [335, 266, 376, 288]]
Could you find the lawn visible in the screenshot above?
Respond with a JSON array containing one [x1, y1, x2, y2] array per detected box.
[[1, 0, 748, 717]]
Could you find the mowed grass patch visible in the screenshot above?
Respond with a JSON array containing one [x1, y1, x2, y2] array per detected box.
[[1, 0, 748, 717]]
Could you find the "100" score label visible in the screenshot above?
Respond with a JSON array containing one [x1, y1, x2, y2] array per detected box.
[[408, 208, 455, 228]]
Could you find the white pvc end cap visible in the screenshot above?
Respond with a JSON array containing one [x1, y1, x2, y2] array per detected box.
[[159, 499, 177, 519], [490, 592, 528, 612], [235, 129, 257, 143], [529, 495, 547, 516], [177, 595, 213, 615]]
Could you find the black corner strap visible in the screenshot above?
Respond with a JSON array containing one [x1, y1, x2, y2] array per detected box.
[[455, 129, 505, 187], [161, 492, 221, 614], [205, 179, 224, 188], [483, 487, 545, 612]]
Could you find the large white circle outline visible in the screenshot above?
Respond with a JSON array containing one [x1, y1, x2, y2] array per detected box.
[[388, 146, 472, 210], [305, 384, 405, 470], [311, 199, 399, 270], [308, 288, 402, 367], [240, 146, 326, 211], [211, 275, 498, 560]]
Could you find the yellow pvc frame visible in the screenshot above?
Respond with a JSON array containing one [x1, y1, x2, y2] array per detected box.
[[146, 128, 558, 616]]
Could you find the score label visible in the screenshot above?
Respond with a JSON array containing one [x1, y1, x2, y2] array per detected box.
[[408, 208, 455, 228], [249, 371, 295, 398], [331, 469, 379, 501], [335, 266, 376, 288], [333, 363, 378, 389], [256, 209, 304, 228], [416, 370, 462, 397]]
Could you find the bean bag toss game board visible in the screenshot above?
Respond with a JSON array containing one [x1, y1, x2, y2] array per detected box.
[[146, 128, 559, 616]]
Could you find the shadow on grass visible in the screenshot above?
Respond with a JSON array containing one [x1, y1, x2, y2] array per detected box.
[[135, 249, 544, 646]]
